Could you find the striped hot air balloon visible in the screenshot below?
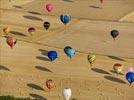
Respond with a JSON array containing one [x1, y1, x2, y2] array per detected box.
[[87, 54, 96, 66]]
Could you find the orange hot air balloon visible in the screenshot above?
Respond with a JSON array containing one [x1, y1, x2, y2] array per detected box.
[[46, 79, 55, 90], [3, 27, 10, 35], [6, 36, 17, 48]]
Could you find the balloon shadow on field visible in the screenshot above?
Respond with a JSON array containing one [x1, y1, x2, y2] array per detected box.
[[28, 11, 41, 15], [12, 5, 23, 9], [35, 66, 52, 73], [0, 65, 10, 71], [36, 56, 50, 62], [29, 93, 47, 100], [23, 15, 43, 21], [110, 70, 124, 75], [38, 49, 48, 56], [107, 55, 126, 62], [27, 83, 45, 91], [91, 68, 111, 75], [63, 0, 74, 2], [104, 76, 126, 84], [10, 31, 27, 37], [89, 5, 102, 9]]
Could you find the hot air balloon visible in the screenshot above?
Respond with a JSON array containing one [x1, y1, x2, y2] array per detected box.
[[63, 88, 72, 100], [3, 26, 10, 35], [60, 14, 71, 25], [111, 30, 119, 40], [87, 54, 96, 66], [43, 21, 50, 30], [28, 27, 36, 36], [113, 63, 123, 74], [126, 72, 134, 85], [6, 36, 17, 48], [128, 67, 134, 72], [46, 3, 53, 12], [64, 46, 75, 59], [100, 0, 103, 4], [47, 51, 58, 61], [46, 79, 55, 90]]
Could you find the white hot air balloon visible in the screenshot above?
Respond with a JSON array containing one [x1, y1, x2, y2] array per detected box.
[[63, 88, 72, 100]]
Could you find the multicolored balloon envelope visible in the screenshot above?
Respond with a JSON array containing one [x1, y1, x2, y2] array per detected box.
[[113, 63, 123, 74], [46, 3, 53, 12], [111, 29, 119, 40], [87, 54, 96, 66], [64, 46, 75, 58], [6, 36, 17, 48], [43, 21, 50, 30], [28, 27, 36, 36], [47, 51, 58, 61], [46, 79, 55, 90], [126, 72, 134, 85], [60, 14, 71, 25], [63, 88, 72, 100]]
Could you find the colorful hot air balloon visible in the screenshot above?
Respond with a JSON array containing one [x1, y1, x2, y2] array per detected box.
[[28, 27, 36, 36], [113, 63, 123, 74], [64, 46, 75, 59], [3, 26, 10, 35], [60, 14, 71, 25], [87, 54, 96, 66], [6, 36, 17, 48], [111, 30, 119, 40], [46, 3, 53, 12], [63, 88, 72, 100], [43, 21, 50, 30], [46, 79, 55, 90], [47, 51, 58, 61], [126, 72, 134, 85]]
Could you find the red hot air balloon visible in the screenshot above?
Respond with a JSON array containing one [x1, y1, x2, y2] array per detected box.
[[45, 79, 55, 91], [46, 3, 53, 12], [6, 36, 17, 48], [28, 27, 36, 36]]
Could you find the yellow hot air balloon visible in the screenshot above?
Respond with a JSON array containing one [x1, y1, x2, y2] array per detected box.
[[113, 63, 123, 74], [87, 54, 96, 66], [3, 26, 10, 35]]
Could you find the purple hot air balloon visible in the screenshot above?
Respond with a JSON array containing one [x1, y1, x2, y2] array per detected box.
[[111, 29, 119, 40]]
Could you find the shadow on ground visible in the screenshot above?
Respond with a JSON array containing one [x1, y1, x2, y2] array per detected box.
[[12, 5, 23, 9], [0, 65, 10, 71], [27, 83, 45, 91], [38, 49, 48, 56], [91, 68, 111, 75], [104, 76, 126, 84], [28, 11, 41, 15], [89, 5, 102, 9], [107, 55, 126, 62], [63, 0, 74, 2], [36, 56, 50, 61], [35, 66, 52, 73], [10, 31, 27, 37], [29, 93, 47, 100], [23, 15, 43, 21]]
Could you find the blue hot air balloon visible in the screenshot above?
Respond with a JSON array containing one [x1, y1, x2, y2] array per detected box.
[[60, 14, 71, 25], [47, 51, 58, 61], [64, 46, 75, 58], [126, 72, 134, 85]]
